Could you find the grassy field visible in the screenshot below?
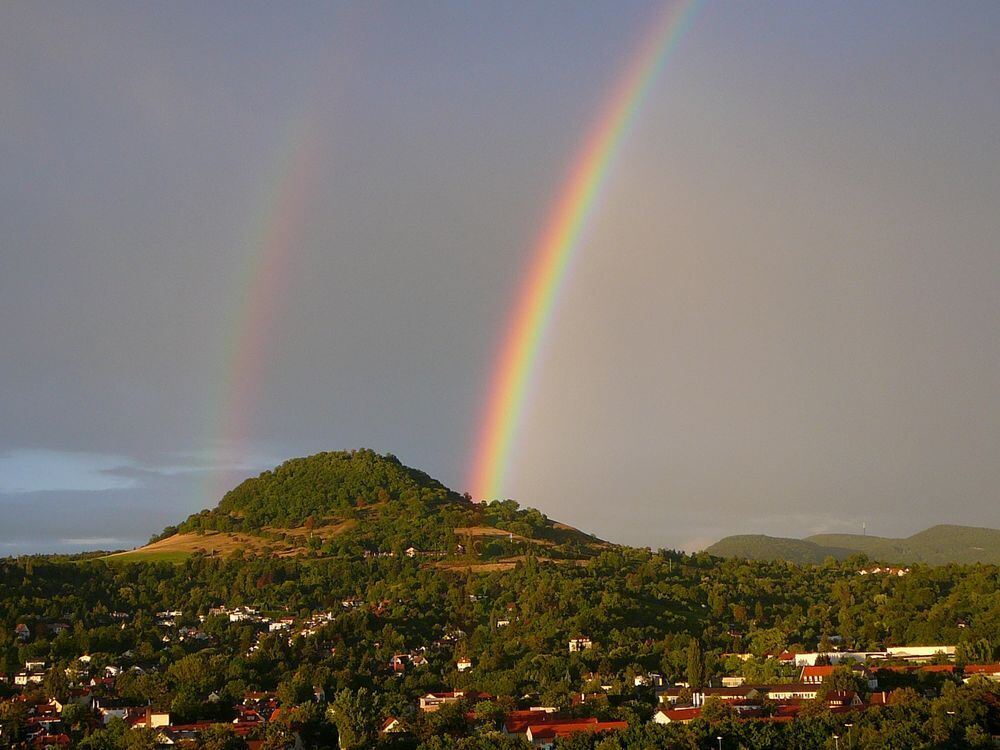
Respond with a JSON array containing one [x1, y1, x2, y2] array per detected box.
[[102, 520, 359, 563], [105, 549, 194, 564]]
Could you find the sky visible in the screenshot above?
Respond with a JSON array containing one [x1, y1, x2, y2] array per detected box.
[[1, 1, 998, 555]]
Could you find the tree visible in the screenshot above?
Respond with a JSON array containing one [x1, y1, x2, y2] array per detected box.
[[326, 688, 380, 750], [61, 701, 90, 730], [0, 700, 28, 744], [827, 665, 865, 695], [686, 640, 705, 689], [700, 696, 736, 723], [474, 696, 515, 729], [198, 724, 249, 750], [44, 665, 68, 700]]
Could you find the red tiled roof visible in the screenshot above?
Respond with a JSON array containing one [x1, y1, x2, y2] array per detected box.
[[528, 720, 627, 741], [964, 664, 1000, 675], [32, 734, 70, 748], [380, 716, 400, 731], [660, 707, 701, 722], [503, 710, 563, 734], [801, 666, 835, 677]]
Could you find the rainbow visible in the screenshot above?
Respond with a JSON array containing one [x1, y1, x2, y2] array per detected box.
[[207, 116, 321, 501], [468, 0, 700, 501]]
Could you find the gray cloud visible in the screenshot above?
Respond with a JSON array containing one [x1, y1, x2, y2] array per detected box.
[[1, 2, 998, 553]]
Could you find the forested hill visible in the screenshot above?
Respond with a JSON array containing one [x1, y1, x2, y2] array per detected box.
[[705, 524, 1000, 565], [119, 449, 608, 563]]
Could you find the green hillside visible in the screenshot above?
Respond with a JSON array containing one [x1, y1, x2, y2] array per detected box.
[[703, 534, 857, 564], [133, 449, 607, 563], [708, 524, 1000, 565]]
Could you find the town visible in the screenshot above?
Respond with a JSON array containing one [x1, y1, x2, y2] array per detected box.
[[3, 597, 1000, 750]]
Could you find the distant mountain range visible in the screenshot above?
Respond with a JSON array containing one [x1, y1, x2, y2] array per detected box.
[[704, 524, 1000, 565]]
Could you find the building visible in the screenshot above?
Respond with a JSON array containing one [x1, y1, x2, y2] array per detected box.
[[525, 720, 627, 749], [568, 636, 593, 653], [418, 690, 490, 712]]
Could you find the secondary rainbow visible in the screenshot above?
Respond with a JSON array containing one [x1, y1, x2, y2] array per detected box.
[[468, 0, 700, 500], [207, 116, 321, 502]]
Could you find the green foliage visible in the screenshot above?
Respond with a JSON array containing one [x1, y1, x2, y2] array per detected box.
[[326, 687, 381, 750], [182, 449, 460, 532], [2, 451, 1000, 749]]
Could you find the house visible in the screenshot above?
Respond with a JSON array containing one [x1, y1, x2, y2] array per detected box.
[[633, 673, 656, 687], [125, 708, 170, 729], [52, 690, 93, 712], [228, 607, 260, 623], [418, 690, 491, 712], [793, 651, 885, 666], [657, 686, 754, 706], [15, 624, 30, 641], [760, 684, 822, 702], [525, 720, 627, 749], [884, 645, 956, 662], [390, 655, 407, 674], [658, 683, 834, 707], [721, 676, 746, 687], [503, 709, 560, 735], [95, 698, 144, 725], [380, 717, 405, 734], [235, 706, 264, 724], [653, 707, 701, 724], [419, 691, 464, 712], [963, 664, 1000, 682], [800, 665, 835, 684], [568, 636, 593, 653], [858, 566, 910, 576], [456, 658, 472, 672]]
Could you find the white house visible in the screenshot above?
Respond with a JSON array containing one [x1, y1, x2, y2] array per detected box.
[[568, 636, 593, 653]]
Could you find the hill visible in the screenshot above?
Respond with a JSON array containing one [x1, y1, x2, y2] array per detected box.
[[706, 524, 1000, 565], [701, 534, 857, 564], [113, 449, 609, 564], [808, 524, 1000, 565]]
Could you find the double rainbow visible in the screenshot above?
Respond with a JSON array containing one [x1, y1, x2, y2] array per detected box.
[[468, 0, 700, 501]]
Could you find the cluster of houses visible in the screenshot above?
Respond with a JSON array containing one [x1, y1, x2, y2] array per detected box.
[[652, 651, 1000, 726], [727, 645, 959, 667], [857, 566, 911, 577], [6, 610, 1000, 750], [399, 691, 628, 750], [362, 546, 454, 560], [0, 690, 289, 750]]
